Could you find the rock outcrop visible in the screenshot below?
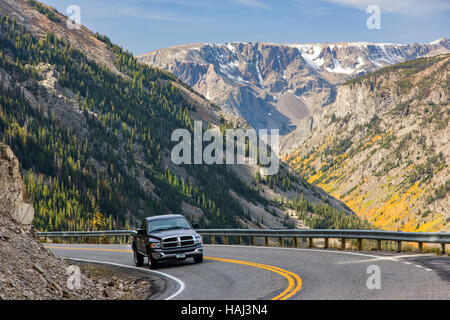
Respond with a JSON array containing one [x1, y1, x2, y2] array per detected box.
[[0, 143, 34, 229]]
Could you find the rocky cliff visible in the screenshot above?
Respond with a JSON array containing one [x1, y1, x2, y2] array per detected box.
[[0, 144, 34, 228]]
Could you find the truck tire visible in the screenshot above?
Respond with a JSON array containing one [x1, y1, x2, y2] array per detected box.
[[194, 254, 203, 263], [148, 250, 159, 269], [133, 246, 144, 267]]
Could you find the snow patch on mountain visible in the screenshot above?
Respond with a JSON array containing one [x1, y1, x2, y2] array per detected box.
[[223, 43, 236, 53], [255, 53, 265, 88], [288, 45, 324, 71], [325, 54, 354, 75]]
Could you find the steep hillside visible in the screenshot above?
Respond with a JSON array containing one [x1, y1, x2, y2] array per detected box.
[[284, 55, 450, 232], [0, 0, 364, 231], [0, 142, 100, 299], [0, 143, 153, 299], [137, 39, 449, 135]]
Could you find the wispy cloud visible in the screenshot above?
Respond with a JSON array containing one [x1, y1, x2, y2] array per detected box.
[[322, 0, 450, 16], [87, 3, 185, 22], [294, 0, 331, 16], [132, 0, 215, 9], [234, 0, 270, 10]]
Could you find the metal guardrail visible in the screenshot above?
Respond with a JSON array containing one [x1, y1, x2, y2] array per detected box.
[[36, 229, 449, 253], [37, 230, 136, 237], [196, 229, 450, 243]]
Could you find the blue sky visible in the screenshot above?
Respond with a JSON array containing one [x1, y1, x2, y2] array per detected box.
[[41, 0, 450, 55]]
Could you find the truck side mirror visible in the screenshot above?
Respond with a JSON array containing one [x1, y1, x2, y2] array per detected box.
[[192, 223, 200, 229], [136, 228, 145, 235]]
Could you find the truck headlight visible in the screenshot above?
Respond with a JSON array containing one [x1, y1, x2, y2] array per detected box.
[[150, 242, 161, 249], [195, 237, 203, 244]]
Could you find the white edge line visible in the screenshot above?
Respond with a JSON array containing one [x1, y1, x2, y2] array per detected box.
[[205, 244, 400, 260], [63, 257, 185, 300], [205, 245, 442, 273], [205, 244, 439, 266]]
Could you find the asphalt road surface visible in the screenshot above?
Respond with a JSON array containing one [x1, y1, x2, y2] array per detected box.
[[45, 243, 450, 300]]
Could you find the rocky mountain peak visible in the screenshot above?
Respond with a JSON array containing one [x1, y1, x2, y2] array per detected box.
[[137, 39, 450, 135]]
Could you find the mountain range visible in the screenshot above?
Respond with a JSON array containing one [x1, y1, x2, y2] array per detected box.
[[137, 39, 450, 136], [137, 38, 449, 232]]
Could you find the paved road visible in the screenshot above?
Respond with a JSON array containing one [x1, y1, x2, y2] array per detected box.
[[45, 244, 450, 300]]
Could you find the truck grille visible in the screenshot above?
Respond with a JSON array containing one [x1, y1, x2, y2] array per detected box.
[[161, 235, 195, 249]]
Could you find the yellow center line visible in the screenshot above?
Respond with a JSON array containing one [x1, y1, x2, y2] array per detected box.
[[45, 246, 302, 300], [46, 246, 133, 253], [204, 256, 302, 300]]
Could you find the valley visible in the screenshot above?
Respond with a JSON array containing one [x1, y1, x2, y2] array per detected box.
[[0, 0, 361, 233]]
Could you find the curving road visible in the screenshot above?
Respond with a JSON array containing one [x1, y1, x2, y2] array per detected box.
[[45, 244, 450, 300]]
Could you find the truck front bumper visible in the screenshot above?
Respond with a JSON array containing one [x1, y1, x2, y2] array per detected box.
[[150, 246, 203, 261]]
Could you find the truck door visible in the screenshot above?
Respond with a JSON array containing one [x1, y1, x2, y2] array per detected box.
[[138, 219, 147, 253]]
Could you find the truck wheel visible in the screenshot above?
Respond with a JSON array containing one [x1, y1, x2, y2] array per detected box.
[[148, 250, 159, 269], [194, 255, 203, 263], [133, 247, 144, 267]]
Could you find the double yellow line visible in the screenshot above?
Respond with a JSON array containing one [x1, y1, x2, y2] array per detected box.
[[205, 257, 302, 300], [45, 246, 302, 300]]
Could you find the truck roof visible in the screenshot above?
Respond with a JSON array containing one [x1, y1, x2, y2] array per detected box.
[[145, 214, 185, 221]]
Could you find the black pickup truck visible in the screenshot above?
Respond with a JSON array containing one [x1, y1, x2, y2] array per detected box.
[[131, 214, 203, 269]]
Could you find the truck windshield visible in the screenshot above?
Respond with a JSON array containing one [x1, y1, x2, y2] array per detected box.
[[147, 216, 192, 233]]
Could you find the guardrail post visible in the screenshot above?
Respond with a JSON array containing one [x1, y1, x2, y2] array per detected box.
[[441, 243, 446, 255], [265, 237, 269, 247], [418, 242, 423, 253], [224, 236, 229, 245], [396, 241, 402, 253], [377, 239, 382, 251], [211, 236, 215, 244], [279, 237, 283, 247], [357, 239, 363, 251], [251, 236, 255, 246], [308, 237, 313, 248], [238, 236, 242, 245], [340, 238, 346, 250], [324, 238, 329, 249], [294, 237, 298, 248]]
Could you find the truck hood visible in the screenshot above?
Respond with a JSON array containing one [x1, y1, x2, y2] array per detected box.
[[148, 229, 200, 240]]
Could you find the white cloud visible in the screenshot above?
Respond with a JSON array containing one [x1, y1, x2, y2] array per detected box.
[[87, 3, 184, 21], [234, 0, 269, 9], [294, 0, 331, 15], [322, 0, 450, 16]]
